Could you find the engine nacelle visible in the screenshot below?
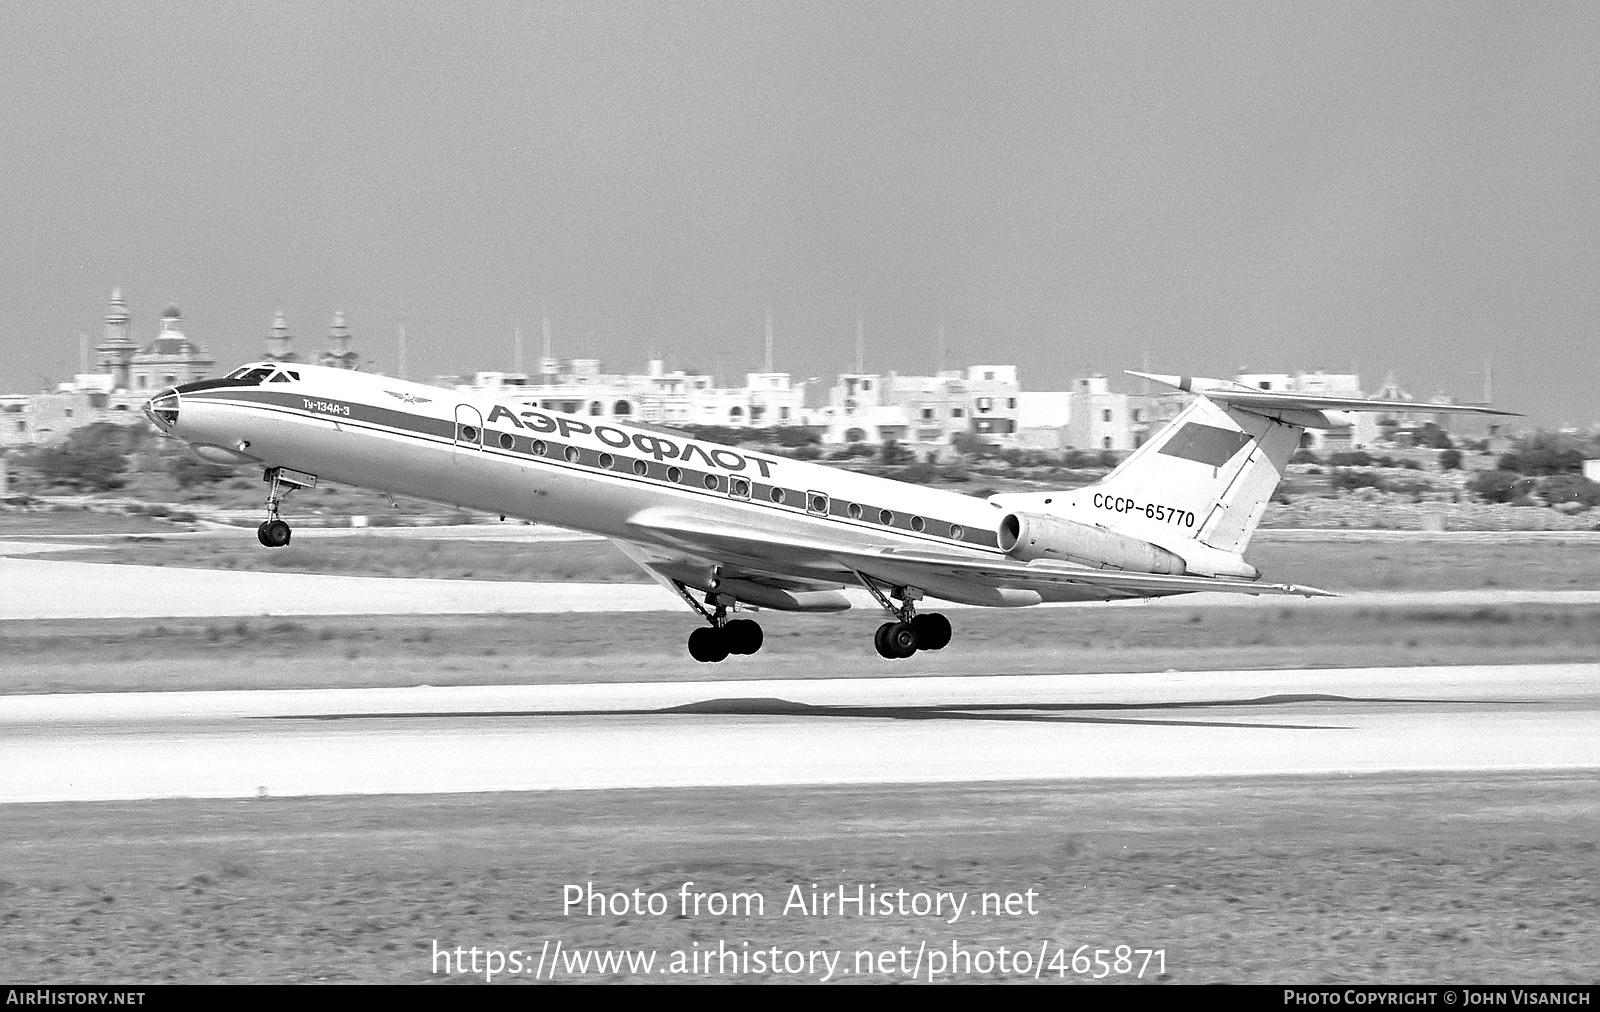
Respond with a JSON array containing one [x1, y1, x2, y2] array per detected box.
[[998, 512, 1187, 575]]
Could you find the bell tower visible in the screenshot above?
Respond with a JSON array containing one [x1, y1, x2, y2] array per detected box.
[[318, 309, 359, 370], [95, 288, 136, 390]]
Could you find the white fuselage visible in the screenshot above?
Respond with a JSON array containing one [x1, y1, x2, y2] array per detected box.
[[160, 364, 1010, 587]]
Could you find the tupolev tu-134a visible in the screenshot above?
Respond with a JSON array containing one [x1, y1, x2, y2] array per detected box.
[[144, 364, 1516, 662]]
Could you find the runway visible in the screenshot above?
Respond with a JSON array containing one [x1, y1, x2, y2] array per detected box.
[[6, 552, 1600, 619], [2, 663, 1595, 803]]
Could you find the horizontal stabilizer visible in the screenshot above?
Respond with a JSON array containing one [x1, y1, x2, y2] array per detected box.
[[1126, 372, 1520, 416]]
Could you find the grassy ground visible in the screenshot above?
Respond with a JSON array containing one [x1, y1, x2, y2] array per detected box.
[[0, 510, 199, 537], [2, 774, 1594, 983], [4, 605, 1599, 695], [16, 536, 647, 582], [9, 529, 1600, 591]]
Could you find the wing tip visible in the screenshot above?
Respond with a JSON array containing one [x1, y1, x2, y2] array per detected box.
[[1288, 584, 1338, 598]]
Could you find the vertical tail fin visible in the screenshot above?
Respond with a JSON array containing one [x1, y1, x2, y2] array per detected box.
[[1092, 394, 1301, 554], [991, 371, 1517, 571]]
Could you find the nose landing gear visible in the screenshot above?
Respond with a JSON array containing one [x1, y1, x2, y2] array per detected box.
[[256, 467, 317, 549]]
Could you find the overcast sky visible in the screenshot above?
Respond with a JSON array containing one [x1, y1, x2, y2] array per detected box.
[[2, 2, 1596, 424]]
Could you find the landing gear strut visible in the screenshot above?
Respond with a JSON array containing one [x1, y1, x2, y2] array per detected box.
[[671, 579, 764, 663], [856, 575, 952, 659], [256, 467, 317, 548]]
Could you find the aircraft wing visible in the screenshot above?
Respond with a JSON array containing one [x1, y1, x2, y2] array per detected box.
[[849, 546, 1333, 598], [625, 509, 1333, 601]]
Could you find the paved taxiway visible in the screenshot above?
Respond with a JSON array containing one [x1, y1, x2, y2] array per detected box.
[[2, 664, 1594, 803], [6, 552, 1600, 619]]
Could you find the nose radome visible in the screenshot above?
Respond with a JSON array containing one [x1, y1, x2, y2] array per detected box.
[[145, 388, 180, 431]]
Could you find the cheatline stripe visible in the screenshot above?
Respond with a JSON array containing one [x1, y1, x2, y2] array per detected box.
[[183, 388, 1003, 550]]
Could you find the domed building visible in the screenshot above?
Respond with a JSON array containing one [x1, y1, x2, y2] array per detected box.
[[129, 305, 215, 391]]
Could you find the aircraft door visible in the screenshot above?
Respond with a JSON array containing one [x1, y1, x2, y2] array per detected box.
[[454, 404, 484, 449]]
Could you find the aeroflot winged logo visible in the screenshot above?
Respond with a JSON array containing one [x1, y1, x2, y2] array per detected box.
[[384, 390, 433, 405]]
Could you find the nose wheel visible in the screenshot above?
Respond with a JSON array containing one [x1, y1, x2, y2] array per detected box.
[[256, 467, 316, 549]]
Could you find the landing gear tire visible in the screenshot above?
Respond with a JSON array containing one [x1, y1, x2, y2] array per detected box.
[[875, 621, 918, 659], [723, 618, 764, 655], [911, 613, 952, 651], [873, 622, 897, 658], [687, 626, 730, 663], [257, 519, 292, 548]]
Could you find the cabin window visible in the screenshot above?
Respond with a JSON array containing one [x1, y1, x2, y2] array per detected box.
[[879, 509, 895, 525], [730, 477, 750, 498], [703, 474, 719, 490], [668, 466, 683, 483], [564, 446, 580, 462], [807, 492, 829, 515], [847, 503, 863, 520], [459, 425, 478, 442], [532, 440, 547, 455], [599, 453, 614, 469], [911, 516, 925, 532], [633, 459, 649, 476], [769, 487, 786, 504], [950, 524, 964, 540], [499, 432, 515, 449]]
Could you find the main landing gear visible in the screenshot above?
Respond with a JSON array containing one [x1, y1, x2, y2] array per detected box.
[[859, 577, 953, 659], [256, 467, 317, 548], [671, 578, 764, 663], [687, 618, 764, 663]]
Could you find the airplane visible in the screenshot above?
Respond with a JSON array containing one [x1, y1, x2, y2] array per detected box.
[[143, 363, 1517, 661]]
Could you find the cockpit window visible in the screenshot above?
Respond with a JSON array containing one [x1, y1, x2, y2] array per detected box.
[[269, 372, 290, 383], [225, 367, 276, 385]]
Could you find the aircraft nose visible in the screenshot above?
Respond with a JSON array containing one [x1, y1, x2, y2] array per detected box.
[[144, 388, 180, 432]]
